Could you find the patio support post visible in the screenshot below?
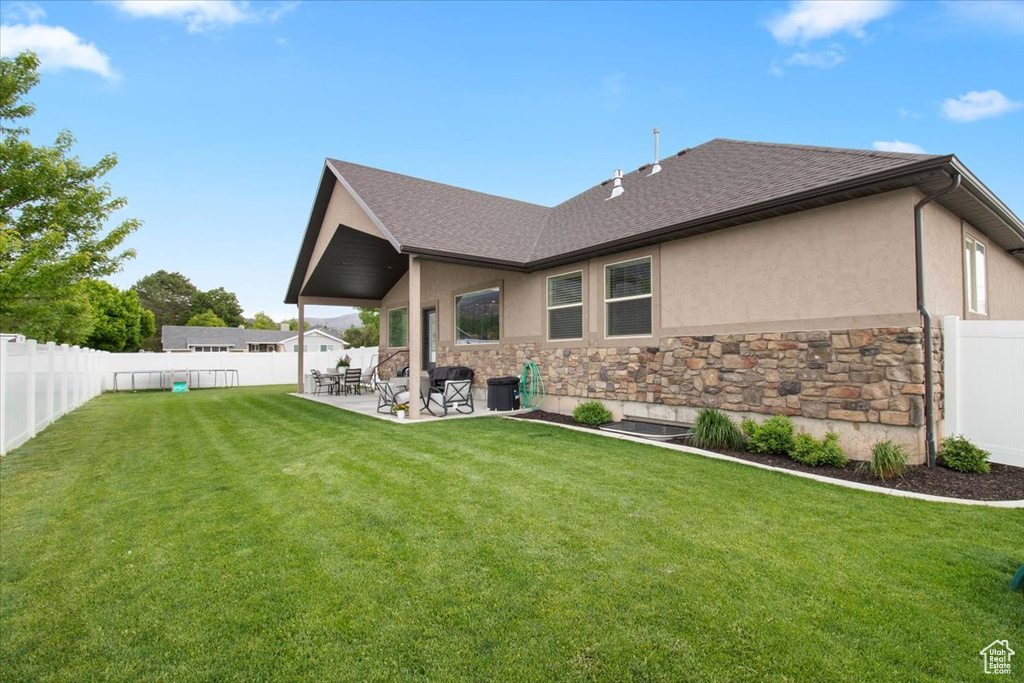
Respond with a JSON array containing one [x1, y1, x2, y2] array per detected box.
[[408, 255, 422, 419], [297, 303, 305, 393]]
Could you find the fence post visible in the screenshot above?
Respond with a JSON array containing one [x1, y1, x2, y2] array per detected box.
[[60, 344, 69, 416], [943, 316, 960, 437], [45, 341, 56, 430], [0, 339, 7, 456], [26, 339, 38, 439]]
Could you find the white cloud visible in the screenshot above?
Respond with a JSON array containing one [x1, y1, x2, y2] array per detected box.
[[0, 23, 116, 80], [109, 1, 298, 33], [941, 90, 1023, 122], [2, 1, 46, 23], [785, 49, 845, 68], [603, 72, 625, 97], [897, 107, 921, 120], [767, 0, 895, 44], [768, 61, 785, 77], [941, 1, 1024, 35], [872, 140, 927, 154]]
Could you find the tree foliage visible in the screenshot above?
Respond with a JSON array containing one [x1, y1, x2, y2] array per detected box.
[[342, 325, 377, 348], [192, 287, 243, 327], [345, 307, 380, 346], [132, 270, 199, 330], [250, 311, 279, 330], [0, 52, 141, 343], [187, 309, 227, 327], [82, 280, 154, 352]]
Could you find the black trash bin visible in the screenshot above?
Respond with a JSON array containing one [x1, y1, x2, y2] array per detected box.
[[487, 376, 521, 411]]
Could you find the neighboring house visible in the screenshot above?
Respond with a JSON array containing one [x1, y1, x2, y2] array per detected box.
[[286, 138, 1024, 460], [161, 325, 347, 353]]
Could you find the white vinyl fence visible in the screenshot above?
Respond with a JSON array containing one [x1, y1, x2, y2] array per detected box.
[[104, 346, 378, 391], [1, 338, 378, 455], [943, 316, 1024, 468], [1, 340, 108, 455]]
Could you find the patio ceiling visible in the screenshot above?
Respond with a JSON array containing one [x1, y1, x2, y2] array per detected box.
[[299, 226, 408, 303]]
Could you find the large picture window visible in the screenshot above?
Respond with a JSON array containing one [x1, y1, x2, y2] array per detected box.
[[388, 307, 408, 348], [605, 257, 652, 337], [547, 271, 583, 341], [455, 287, 500, 345], [964, 236, 987, 314]]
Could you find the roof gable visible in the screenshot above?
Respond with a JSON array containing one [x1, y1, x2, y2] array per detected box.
[[288, 138, 1024, 303]]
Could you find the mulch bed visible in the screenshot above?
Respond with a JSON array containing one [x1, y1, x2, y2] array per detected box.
[[513, 411, 1024, 502]]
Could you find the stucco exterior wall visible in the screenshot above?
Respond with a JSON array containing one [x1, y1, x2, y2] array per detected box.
[[380, 190, 926, 351], [374, 187, 1016, 460], [921, 197, 1024, 321], [303, 180, 389, 289], [660, 189, 920, 333]]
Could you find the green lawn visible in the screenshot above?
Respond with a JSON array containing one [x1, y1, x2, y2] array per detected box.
[[1, 386, 1021, 682]]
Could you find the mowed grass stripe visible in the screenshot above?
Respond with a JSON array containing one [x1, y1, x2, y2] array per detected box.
[[1, 386, 1021, 682]]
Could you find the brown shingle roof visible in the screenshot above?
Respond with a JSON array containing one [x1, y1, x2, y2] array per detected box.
[[535, 139, 939, 261], [327, 159, 550, 264], [326, 139, 943, 266]]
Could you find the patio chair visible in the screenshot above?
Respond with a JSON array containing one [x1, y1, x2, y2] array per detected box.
[[376, 381, 400, 414], [425, 379, 475, 416], [310, 369, 336, 396], [343, 367, 362, 395]]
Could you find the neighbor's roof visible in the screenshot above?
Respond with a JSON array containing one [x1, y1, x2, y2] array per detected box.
[[288, 138, 1024, 302], [161, 326, 343, 350]]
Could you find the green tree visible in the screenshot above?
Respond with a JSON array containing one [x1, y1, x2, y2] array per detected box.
[[285, 318, 311, 331], [192, 287, 243, 327], [187, 309, 227, 327], [83, 280, 154, 352], [132, 270, 199, 336], [353, 307, 380, 345], [342, 325, 376, 348], [250, 311, 278, 330], [0, 52, 141, 343]]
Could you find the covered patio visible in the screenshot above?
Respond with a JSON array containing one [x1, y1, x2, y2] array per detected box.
[[285, 162, 474, 420]]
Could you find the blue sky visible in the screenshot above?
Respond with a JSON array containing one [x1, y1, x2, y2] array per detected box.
[[2, 0, 1022, 322]]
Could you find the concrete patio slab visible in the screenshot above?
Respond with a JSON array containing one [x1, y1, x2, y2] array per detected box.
[[289, 390, 530, 424]]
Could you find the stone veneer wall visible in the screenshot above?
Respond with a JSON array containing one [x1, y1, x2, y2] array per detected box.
[[380, 326, 942, 429]]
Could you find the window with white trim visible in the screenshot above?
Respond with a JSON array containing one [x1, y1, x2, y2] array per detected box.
[[605, 257, 652, 337], [292, 344, 309, 352], [455, 287, 500, 344], [547, 271, 583, 341], [964, 236, 987, 314], [388, 307, 408, 348], [320, 344, 334, 352], [193, 345, 231, 352]]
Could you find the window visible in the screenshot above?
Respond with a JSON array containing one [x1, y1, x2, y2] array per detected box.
[[193, 345, 230, 352], [547, 271, 583, 341], [605, 257, 652, 337], [320, 344, 334, 352], [388, 307, 408, 348], [964, 236, 987, 314], [292, 344, 308, 352], [455, 287, 500, 345]]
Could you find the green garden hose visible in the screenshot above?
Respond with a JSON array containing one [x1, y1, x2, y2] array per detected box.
[[519, 360, 545, 410]]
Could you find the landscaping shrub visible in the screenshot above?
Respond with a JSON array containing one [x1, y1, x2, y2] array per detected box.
[[939, 435, 991, 473], [861, 439, 909, 480], [740, 418, 758, 440], [573, 401, 612, 426], [690, 408, 744, 451], [790, 431, 848, 467], [744, 415, 795, 456]]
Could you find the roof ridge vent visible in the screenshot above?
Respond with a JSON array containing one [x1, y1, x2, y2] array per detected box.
[[606, 169, 624, 200], [648, 127, 662, 175]]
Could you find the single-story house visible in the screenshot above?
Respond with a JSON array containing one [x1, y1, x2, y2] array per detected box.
[[161, 324, 347, 353], [286, 138, 1024, 461]]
